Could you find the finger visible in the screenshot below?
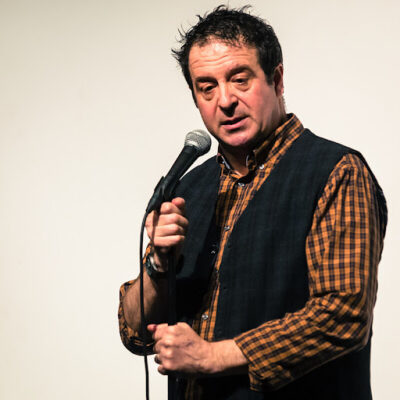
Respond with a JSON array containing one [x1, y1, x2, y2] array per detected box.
[[147, 220, 187, 251], [171, 197, 186, 213], [156, 212, 188, 230], [152, 343, 159, 354], [145, 211, 159, 240], [158, 365, 168, 375], [153, 235, 185, 249], [160, 200, 185, 216], [151, 323, 168, 341], [153, 223, 186, 238]]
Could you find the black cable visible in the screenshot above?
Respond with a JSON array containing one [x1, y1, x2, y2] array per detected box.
[[139, 211, 150, 400]]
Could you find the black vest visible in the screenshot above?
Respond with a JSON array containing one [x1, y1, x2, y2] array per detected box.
[[174, 130, 386, 399]]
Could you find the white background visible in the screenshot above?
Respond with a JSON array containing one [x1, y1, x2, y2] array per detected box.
[[1, 0, 399, 399]]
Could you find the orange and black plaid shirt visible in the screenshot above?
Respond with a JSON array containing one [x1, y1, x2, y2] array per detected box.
[[119, 114, 386, 396]]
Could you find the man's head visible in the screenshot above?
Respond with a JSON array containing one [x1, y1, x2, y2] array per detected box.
[[172, 5, 283, 92], [172, 5, 286, 165]]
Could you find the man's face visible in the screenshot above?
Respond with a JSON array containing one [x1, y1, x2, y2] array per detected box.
[[188, 40, 284, 156]]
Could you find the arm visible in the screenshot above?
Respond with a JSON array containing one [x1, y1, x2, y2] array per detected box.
[[118, 197, 188, 352], [233, 153, 386, 390], [142, 154, 386, 383]]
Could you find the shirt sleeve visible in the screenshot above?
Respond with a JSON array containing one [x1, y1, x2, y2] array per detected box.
[[118, 246, 155, 355], [234, 153, 387, 391]]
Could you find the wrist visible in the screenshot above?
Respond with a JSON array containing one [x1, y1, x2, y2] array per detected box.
[[206, 340, 248, 375], [145, 252, 168, 281], [152, 249, 168, 272]]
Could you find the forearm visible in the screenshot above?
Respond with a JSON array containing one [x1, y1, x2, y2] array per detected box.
[[208, 339, 248, 376], [234, 291, 372, 390], [122, 270, 168, 334]]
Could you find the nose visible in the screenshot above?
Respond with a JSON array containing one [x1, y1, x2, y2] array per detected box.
[[218, 84, 237, 114]]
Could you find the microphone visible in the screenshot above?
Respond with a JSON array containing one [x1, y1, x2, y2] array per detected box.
[[146, 129, 211, 213]]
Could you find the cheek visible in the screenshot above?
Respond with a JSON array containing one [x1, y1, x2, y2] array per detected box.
[[198, 103, 216, 128], [250, 91, 274, 122]]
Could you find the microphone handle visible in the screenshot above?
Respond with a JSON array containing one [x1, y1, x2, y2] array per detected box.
[[146, 145, 199, 213]]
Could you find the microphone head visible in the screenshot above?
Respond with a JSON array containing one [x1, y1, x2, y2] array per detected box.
[[184, 129, 211, 156]]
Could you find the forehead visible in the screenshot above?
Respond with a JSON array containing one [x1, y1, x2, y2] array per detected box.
[[188, 40, 260, 78]]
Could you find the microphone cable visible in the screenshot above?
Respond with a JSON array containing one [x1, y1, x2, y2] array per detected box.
[[139, 211, 150, 400], [137, 129, 210, 400]]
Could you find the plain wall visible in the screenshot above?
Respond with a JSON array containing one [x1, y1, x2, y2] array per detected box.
[[1, 0, 399, 398]]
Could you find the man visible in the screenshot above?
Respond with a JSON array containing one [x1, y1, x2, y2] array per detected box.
[[119, 6, 387, 399]]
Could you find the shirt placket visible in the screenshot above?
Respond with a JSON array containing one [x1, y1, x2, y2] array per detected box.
[[197, 171, 250, 340]]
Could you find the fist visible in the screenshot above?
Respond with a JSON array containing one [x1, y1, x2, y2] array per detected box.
[[145, 197, 188, 270], [148, 322, 213, 376]]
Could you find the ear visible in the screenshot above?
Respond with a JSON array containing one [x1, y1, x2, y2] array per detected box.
[[273, 64, 284, 97]]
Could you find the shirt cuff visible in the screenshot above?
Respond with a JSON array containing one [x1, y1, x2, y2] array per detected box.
[[234, 328, 294, 392]]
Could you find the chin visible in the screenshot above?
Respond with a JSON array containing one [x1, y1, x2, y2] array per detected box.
[[221, 139, 253, 154], [225, 132, 257, 148]]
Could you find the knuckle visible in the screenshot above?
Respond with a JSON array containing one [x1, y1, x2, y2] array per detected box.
[[163, 338, 173, 348], [168, 213, 179, 223], [168, 325, 177, 335], [164, 349, 173, 359], [176, 235, 185, 245], [160, 202, 172, 213], [163, 360, 173, 371]]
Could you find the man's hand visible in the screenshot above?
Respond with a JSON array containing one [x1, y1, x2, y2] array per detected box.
[[148, 322, 248, 376], [145, 197, 188, 270]]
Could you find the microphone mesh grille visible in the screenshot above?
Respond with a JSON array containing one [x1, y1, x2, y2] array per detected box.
[[184, 129, 211, 156]]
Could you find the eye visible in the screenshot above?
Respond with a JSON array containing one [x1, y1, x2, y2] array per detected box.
[[200, 84, 215, 93], [196, 83, 216, 100], [232, 74, 250, 88]]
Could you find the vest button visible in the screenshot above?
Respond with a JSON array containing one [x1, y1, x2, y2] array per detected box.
[[201, 313, 209, 321]]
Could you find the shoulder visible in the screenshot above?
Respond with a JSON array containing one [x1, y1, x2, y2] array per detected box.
[[317, 152, 387, 236], [329, 153, 370, 184], [300, 130, 353, 159]]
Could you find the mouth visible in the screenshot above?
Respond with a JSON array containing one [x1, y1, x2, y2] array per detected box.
[[221, 116, 247, 130]]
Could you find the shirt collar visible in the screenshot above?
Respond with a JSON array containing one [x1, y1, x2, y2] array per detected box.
[[217, 113, 304, 173]]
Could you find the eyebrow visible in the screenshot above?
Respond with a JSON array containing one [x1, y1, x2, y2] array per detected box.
[[194, 65, 252, 84], [227, 66, 252, 78]]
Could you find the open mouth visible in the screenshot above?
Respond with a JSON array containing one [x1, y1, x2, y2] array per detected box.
[[222, 116, 245, 125], [221, 116, 247, 129]]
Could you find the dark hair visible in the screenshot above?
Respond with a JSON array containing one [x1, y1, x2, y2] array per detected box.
[[172, 5, 283, 91]]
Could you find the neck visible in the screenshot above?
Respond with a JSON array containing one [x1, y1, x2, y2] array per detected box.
[[220, 148, 249, 176], [221, 112, 287, 176]]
